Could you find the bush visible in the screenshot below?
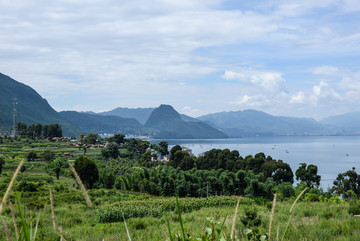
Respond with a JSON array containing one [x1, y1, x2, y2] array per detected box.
[[131, 219, 147, 230], [26, 151, 37, 162], [348, 203, 360, 215], [240, 206, 262, 227], [305, 193, 319, 202], [74, 155, 99, 189], [41, 150, 55, 162]]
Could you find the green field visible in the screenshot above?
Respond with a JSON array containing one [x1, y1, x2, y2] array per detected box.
[[1, 137, 360, 240]]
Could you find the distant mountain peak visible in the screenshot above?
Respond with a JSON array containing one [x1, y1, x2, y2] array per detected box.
[[145, 104, 181, 127]]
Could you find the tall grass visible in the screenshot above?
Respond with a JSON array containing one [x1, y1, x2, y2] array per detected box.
[[0, 159, 24, 214], [230, 197, 241, 240], [268, 193, 277, 240], [9, 201, 19, 239], [69, 163, 93, 208], [281, 187, 308, 240], [2, 218, 11, 241], [49, 188, 57, 230]]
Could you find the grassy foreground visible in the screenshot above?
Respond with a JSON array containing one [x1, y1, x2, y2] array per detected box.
[[0, 139, 360, 240]]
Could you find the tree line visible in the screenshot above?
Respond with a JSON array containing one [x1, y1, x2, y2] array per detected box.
[[16, 122, 62, 138]]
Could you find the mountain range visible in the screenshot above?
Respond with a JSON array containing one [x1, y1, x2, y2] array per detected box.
[[1, 72, 360, 138]]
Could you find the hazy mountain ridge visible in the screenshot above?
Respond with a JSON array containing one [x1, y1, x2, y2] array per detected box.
[[99, 107, 155, 124], [198, 109, 329, 137], [59, 111, 143, 135], [0, 73, 81, 136], [1, 72, 360, 138], [320, 112, 360, 133]]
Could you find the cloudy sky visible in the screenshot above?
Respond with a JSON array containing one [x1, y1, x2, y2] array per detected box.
[[1, 0, 360, 119]]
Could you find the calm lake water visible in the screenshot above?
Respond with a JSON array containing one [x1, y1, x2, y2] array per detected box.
[[160, 136, 360, 189]]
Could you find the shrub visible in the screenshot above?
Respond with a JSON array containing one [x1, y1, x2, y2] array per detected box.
[[348, 203, 360, 215], [240, 206, 262, 227], [74, 155, 99, 189], [305, 193, 319, 202], [26, 151, 37, 162], [131, 219, 147, 230]]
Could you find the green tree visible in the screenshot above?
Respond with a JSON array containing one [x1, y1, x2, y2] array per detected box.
[[170, 145, 182, 158], [331, 167, 360, 197], [26, 151, 37, 162], [107, 134, 125, 145], [17, 122, 27, 136], [46, 157, 69, 179], [0, 156, 5, 175], [41, 150, 55, 162], [85, 132, 98, 145], [295, 163, 321, 188], [43, 124, 62, 138], [158, 141, 169, 155], [74, 155, 99, 189], [100, 168, 115, 189], [106, 142, 119, 159]]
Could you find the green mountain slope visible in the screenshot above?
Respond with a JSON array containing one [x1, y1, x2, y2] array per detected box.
[[0, 73, 81, 136], [145, 104, 227, 139], [59, 111, 143, 134], [198, 109, 328, 137]]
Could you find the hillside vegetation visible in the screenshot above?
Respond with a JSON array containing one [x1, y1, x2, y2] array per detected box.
[[1, 136, 360, 240], [0, 73, 81, 136]]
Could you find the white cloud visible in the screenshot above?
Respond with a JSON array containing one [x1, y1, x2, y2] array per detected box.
[[311, 81, 342, 104], [223, 69, 286, 93], [289, 91, 306, 104], [0, 0, 360, 119], [230, 94, 265, 107], [312, 66, 339, 76]]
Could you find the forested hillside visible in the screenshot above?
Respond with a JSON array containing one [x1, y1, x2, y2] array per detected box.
[[0, 73, 81, 136]]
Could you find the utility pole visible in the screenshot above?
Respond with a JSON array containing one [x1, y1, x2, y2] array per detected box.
[[12, 98, 17, 137]]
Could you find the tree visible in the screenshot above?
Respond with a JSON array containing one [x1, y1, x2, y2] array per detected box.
[[43, 124, 62, 138], [46, 157, 69, 179], [26, 123, 42, 139], [85, 132, 98, 145], [107, 134, 125, 145], [158, 141, 169, 155], [106, 142, 119, 159], [17, 122, 27, 136], [0, 156, 5, 175], [331, 167, 360, 197], [100, 168, 115, 189], [78, 134, 85, 143], [170, 145, 182, 158], [41, 150, 55, 162], [74, 155, 99, 189], [26, 151, 37, 162], [295, 163, 321, 188]]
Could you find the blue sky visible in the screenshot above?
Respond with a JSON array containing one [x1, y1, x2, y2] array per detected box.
[[1, 0, 360, 119]]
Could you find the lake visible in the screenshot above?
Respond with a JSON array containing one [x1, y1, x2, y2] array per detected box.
[[160, 136, 360, 189]]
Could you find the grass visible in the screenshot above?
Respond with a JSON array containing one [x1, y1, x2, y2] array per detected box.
[[1, 138, 360, 240]]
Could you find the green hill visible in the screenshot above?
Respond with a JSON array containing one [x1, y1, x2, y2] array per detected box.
[[0, 72, 81, 136], [145, 104, 227, 139], [59, 111, 143, 134]]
